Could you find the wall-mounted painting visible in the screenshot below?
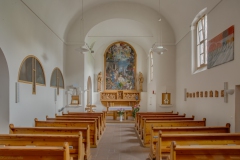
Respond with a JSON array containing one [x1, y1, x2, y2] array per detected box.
[[104, 42, 136, 90], [207, 25, 234, 69]]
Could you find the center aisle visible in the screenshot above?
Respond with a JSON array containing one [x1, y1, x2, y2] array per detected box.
[[91, 123, 149, 160]]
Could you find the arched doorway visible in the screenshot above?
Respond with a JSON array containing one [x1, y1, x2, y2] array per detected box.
[[87, 76, 92, 105], [0, 48, 9, 133]]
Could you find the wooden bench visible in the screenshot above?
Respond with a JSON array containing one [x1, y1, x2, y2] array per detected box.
[[149, 123, 231, 160], [62, 112, 106, 129], [34, 118, 98, 148], [9, 124, 91, 160], [141, 118, 206, 147], [135, 111, 177, 126], [0, 134, 82, 160], [169, 141, 240, 160], [47, 116, 102, 138], [156, 132, 240, 160], [65, 111, 106, 124], [55, 114, 104, 134], [138, 115, 194, 135], [0, 142, 70, 160], [136, 114, 186, 131]]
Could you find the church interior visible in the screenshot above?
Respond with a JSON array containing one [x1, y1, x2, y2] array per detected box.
[[0, 0, 240, 159]]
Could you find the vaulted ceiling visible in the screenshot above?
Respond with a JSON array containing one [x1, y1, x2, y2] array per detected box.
[[21, 0, 222, 45]]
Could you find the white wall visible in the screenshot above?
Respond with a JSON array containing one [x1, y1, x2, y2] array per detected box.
[[66, 2, 176, 112], [0, 0, 65, 127], [176, 0, 240, 132], [0, 48, 9, 133]]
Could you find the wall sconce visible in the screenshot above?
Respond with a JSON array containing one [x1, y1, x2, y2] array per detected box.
[[224, 82, 235, 103]]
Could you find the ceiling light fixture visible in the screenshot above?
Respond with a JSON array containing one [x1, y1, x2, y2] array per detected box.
[[80, 0, 88, 53], [151, 0, 167, 55]]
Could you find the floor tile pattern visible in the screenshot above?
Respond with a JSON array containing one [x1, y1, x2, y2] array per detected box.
[[91, 123, 150, 160]]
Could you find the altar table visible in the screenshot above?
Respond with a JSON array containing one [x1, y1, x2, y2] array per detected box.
[[108, 106, 133, 120]]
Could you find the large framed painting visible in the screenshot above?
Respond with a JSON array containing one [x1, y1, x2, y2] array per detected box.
[[104, 41, 137, 90], [207, 25, 234, 69]]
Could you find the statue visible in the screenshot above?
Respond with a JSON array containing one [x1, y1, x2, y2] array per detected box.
[[97, 72, 102, 92], [138, 72, 144, 92]]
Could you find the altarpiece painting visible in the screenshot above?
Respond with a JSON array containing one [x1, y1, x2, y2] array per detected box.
[[105, 42, 136, 90], [101, 41, 140, 108]]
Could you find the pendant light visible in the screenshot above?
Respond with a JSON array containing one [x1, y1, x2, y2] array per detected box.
[[151, 0, 167, 55], [80, 0, 89, 53]]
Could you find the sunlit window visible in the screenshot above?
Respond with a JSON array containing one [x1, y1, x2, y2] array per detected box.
[[196, 15, 207, 68], [150, 51, 153, 81]]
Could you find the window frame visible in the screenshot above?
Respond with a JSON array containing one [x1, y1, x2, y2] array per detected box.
[[150, 51, 153, 81], [18, 55, 46, 86], [196, 15, 208, 69], [50, 67, 65, 89]]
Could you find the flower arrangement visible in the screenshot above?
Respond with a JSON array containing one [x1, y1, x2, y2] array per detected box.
[[117, 108, 125, 116], [132, 104, 140, 118]]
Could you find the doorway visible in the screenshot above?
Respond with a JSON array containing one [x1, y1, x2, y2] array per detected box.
[[0, 48, 9, 133]]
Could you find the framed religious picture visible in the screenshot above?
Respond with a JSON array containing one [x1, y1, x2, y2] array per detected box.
[[104, 41, 137, 90]]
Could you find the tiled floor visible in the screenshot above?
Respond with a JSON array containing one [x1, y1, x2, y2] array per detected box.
[[91, 123, 150, 160]]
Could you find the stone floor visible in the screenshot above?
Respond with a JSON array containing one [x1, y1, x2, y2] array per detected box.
[[90, 123, 150, 160]]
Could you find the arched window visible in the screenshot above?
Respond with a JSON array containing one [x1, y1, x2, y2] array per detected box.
[[150, 51, 153, 81], [50, 68, 64, 95], [18, 55, 46, 94]]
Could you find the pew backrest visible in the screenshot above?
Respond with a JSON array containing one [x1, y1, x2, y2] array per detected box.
[[169, 141, 240, 160], [157, 132, 240, 160], [34, 119, 98, 147], [0, 134, 81, 160], [0, 142, 70, 160], [9, 124, 90, 159], [149, 123, 230, 160]]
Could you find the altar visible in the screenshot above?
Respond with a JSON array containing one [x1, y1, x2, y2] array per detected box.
[[108, 106, 133, 120]]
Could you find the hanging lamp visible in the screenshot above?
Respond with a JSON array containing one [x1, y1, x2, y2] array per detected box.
[[80, 0, 89, 53], [151, 0, 167, 55]]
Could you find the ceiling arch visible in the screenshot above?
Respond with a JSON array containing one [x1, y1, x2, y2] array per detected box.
[[66, 1, 175, 54], [22, 0, 222, 44]]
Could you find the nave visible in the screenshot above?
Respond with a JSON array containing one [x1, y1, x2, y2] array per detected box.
[[91, 123, 149, 160]]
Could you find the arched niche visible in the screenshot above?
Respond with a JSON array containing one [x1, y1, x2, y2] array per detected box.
[[87, 76, 92, 105], [18, 55, 46, 94], [50, 67, 64, 95], [0, 48, 9, 133]]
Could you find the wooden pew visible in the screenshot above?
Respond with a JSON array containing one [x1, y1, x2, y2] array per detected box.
[[135, 111, 177, 127], [55, 114, 104, 134], [142, 118, 206, 147], [47, 116, 102, 138], [138, 115, 194, 135], [9, 124, 91, 160], [34, 118, 98, 148], [64, 111, 106, 128], [61, 112, 106, 129], [0, 134, 82, 160], [149, 123, 231, 160], [0, 142, 70, 160], [169, 141, 240, 160], [156, 132, 240, 160], [57, 114, 104, 134], [136, 114, 186, 131]]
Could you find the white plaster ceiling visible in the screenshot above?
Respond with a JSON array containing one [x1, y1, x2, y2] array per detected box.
[[21, 0, 222, 44]]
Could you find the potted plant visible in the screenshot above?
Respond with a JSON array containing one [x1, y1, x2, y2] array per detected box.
[[132, 104, 140, 119], [117, 108, 125, 121]]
